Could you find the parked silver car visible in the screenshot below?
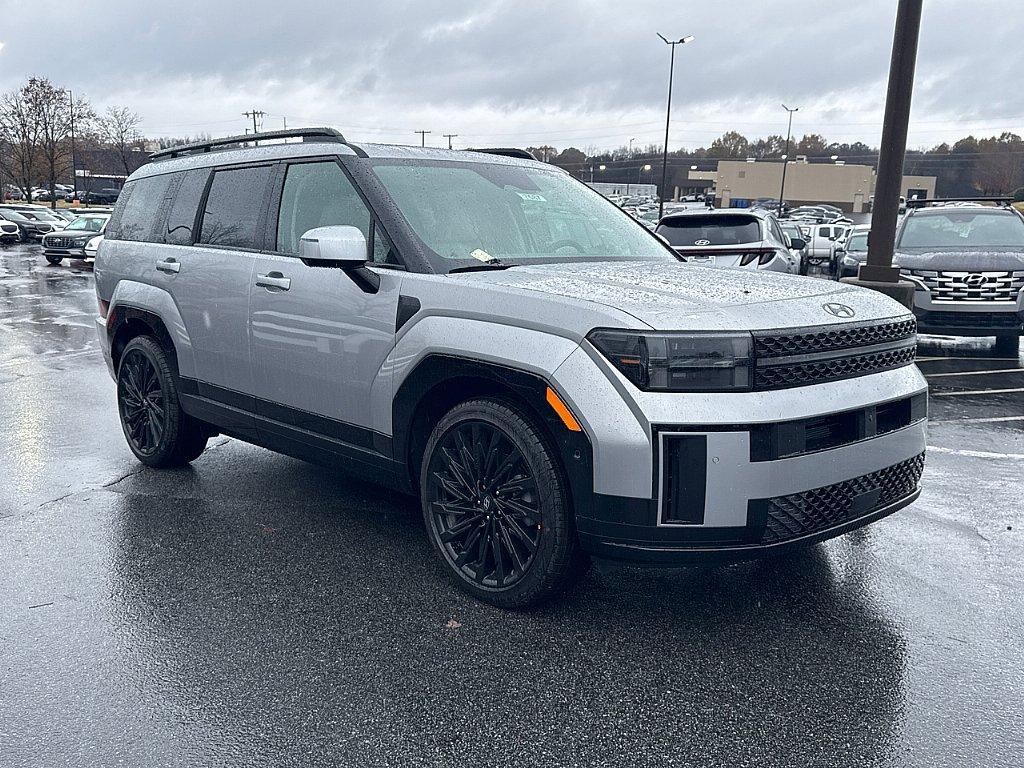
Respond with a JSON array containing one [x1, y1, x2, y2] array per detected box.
[[655, 208, 801, 273], [94, 128, 927, 608]]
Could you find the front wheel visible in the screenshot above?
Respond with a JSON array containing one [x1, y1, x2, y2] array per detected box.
[[117, 336, 208, 467], [45, 255, 62, 265], [420, 398, 588, 609]]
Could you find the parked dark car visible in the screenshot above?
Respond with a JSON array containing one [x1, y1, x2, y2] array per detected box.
[[68, 188, 121, 204], [41, 213, 110, 264], [0, 208, 64, 241]]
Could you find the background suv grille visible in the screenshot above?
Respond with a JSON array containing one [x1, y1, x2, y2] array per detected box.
[[907, 269, 1024, 302], [755, 453, 924, 545]]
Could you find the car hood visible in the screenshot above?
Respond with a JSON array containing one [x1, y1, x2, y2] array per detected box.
[[895, 247, 1024, 271], [443, 260, 908, 332]]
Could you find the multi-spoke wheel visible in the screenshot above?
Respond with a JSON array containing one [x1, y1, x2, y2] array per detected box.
[[421, 398, 588, 608], [116, 336, 208, 467]]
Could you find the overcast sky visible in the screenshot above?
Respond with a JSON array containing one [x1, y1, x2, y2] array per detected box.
[[1, 0, 1021, 152]]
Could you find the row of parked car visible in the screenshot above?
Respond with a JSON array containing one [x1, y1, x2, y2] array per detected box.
[[0, 202, 111, 263], [3, 183, 122, 204]]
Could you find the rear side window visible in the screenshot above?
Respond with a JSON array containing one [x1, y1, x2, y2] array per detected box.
[[163, 169, 209, 246], [199, 165, 274, 249], [656, 215, 761, 246], [275, 161, 370, 255], [111, 174, 174, 242]]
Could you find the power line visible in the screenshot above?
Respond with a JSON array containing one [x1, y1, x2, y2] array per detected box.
[[243, 109, 265, 135]]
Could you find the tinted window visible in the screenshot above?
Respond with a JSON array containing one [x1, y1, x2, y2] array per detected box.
[[199, 165, 273, 249], [276, 161, 370, 255], [164, 168, 209, 245], [114, 174, 174, 242], [656, 214, 761, 246], [847, 233, 868, 252]]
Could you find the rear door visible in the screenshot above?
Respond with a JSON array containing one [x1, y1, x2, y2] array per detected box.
[[249, 159, 403, 456], [171, 164, 275, 427]]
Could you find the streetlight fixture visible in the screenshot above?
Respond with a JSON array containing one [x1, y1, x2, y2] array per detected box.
[[777, 104, 799, 215], [657, 33, 695, 220], [639, 163, 652, 183]]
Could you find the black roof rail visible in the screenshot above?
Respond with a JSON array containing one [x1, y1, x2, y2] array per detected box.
[[905, 196, 1014, 209], [467, 148, 537, 161], [150, 127, 348, 161]]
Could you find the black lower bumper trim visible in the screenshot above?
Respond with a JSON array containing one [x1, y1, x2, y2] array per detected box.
[[579, 489, 919, 565]]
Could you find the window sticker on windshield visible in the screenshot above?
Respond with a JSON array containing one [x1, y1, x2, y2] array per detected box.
[[516, 192, 546, 202], [470, 248, 495, 262]]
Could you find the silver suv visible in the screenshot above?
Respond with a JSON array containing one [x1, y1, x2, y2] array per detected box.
[[94, 128, 928, 608]]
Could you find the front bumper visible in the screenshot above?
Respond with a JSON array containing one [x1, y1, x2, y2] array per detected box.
[[913, 306, 1023, 337], [42, 246, 87, 259], [551, 344, 928, 565]]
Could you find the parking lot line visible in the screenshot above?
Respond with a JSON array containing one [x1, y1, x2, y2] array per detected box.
[[929, 415, 1024, 424], [917, 356, 1021, 362], [930, 387, 1024, 397], [924, 368, 1024, 378], [927, 445, 1024, 460]]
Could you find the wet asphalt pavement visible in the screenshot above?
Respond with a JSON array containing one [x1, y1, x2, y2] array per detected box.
[[1, 243, 1021, 767]]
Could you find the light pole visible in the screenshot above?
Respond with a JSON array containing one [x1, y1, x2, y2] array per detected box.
[[777, 104, 799, 215], [589, 163, 606, 183], [629, 137, 636, 155], [657, 33, 695, 220]]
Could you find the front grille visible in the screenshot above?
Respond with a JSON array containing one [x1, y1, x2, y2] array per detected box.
[[757, 452, 924, 545], [753, 318, 917, 358], [46, 236, 69, 248], [918, 310, 1022, 330], [754, 344, 917, 390], [908, 269, 1024, 302]]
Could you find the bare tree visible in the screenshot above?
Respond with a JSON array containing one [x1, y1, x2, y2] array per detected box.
[[0, 82, 43, 202], [99, 106, 142, 176], [32, 78, 92, 207]]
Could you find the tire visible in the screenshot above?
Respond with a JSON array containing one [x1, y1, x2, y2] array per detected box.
[[420, 398, 589, 609], [45, 255, 62, 265], [116, 336, 208, 467], [994, 334, 1020, 356]]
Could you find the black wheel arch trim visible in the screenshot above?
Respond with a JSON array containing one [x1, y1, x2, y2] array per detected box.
[[392, 354, 594, 504]]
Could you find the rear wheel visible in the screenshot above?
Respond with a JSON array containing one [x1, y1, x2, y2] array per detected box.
[[117, 336, 208, 467], [420, 398, 588, 609]]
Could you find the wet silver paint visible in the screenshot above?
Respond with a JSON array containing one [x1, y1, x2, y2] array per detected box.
[[2, 244, 1023, 767]]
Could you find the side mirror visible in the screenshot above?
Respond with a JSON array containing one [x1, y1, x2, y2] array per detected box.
[[298, 225, 379, 293], [789, 237, 806, 250], [299, 225, 368, 267]]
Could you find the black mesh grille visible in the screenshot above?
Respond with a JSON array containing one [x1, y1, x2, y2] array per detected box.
[[753, 318, 917, 358], [760, 453, 924, 544], [755, 344, 916, 390]]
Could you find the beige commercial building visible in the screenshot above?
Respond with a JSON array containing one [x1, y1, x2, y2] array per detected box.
[[695, 160, 935, 213]]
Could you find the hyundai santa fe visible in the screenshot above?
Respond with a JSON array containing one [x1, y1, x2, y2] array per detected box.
[[93, 128, 927, 608]]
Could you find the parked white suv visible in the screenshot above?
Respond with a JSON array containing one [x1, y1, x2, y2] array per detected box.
[[94, 129, 927, 608]]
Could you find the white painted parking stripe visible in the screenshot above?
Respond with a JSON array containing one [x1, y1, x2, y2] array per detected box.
[[930, 387, 1024, 397], [930, 415, 1024, 424], [928, 445, 1024, 460], [925, 368, 1024, 378], [917, 356, 1020, 362]]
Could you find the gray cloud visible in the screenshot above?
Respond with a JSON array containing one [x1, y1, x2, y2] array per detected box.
[[1, 0, 1021, 150]]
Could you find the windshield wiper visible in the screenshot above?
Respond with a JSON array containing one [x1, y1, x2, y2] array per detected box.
[[447, 260, 519, 274]]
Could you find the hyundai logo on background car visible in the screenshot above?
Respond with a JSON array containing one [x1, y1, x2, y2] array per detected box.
[[823, 302, 856, 318], [693, 239, 711, 246], [964, 273, 988, 289]]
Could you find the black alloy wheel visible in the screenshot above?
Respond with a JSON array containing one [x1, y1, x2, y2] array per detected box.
[[118, 347, 166, 457], [421, 398, 588, 608], [116, 335, 209, 467]]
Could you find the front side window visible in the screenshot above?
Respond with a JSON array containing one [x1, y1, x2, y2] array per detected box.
[[372, 160, 669, 272], [846, 233, 868, 253], [199, 165, 274, 249], [898, 211, 1024, 249], [276, 161, 370, 255], [657, 214, 762, 247]]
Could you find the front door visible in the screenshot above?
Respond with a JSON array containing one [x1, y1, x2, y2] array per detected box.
[[248, 159, 402, 457]]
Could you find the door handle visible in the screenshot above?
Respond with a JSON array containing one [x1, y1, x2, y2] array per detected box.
[[156, 257, 180, 274], [255, 271, 291, 291]]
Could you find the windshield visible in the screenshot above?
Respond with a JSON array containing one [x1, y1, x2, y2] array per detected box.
[[898, 211, 1024, 249], [371, 160, 671, 271], [19, 210, 59, 222], [65, 216, 107, 232], [846, 233, 868, 252], [656, 214, 762, 247], [1, 210, 31, 222]]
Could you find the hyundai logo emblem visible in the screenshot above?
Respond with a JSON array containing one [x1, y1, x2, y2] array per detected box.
[[694, 239, 711, 246], [964, 273, 987, 289], [823, 302, 856, 319]]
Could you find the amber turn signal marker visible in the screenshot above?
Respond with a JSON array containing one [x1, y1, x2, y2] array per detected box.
[[545, 387, 582, 432]]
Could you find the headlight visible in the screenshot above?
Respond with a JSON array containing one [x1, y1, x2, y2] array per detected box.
[[85, 236, 102, 250], [587, 329, 753, 392]]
